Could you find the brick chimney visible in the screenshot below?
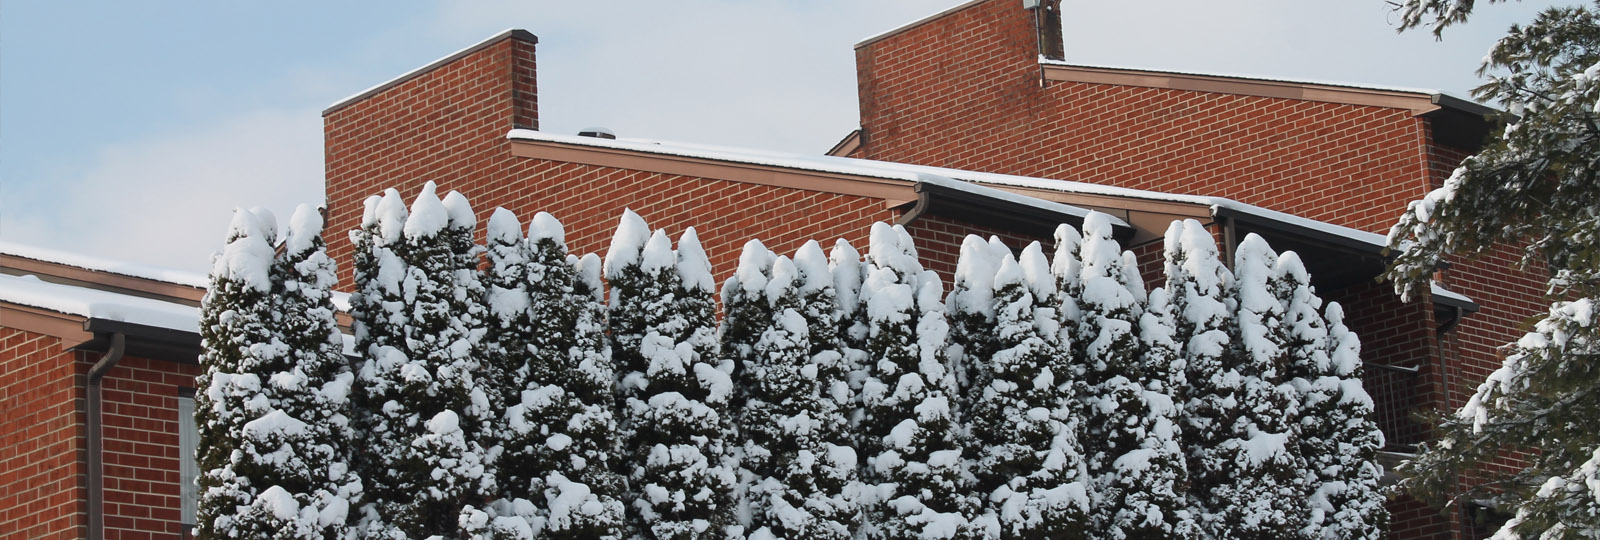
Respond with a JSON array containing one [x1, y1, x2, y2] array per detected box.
[[321, 29, 538, 277]]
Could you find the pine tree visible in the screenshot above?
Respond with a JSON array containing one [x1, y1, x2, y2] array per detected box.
[[828, 238, 871, 449], [969, 242, 1090, 539], [363, 182, 491, 538], [857, 222, 978, 539], [1163, 219, 1240, 537], [792, 239, 862, 539], [608, 215, 735, 539], [1124, 286, 1196, 539], [725, 239, 777, 534], [265, 204, 363, 537], [946, 235, 1005, 404], [492, 211, 628, 539], [195, 208, 280, 539], [1212, 234, 1310, 539], [1300, 296, 1386, 540], [1389, 3, 1600, 535]]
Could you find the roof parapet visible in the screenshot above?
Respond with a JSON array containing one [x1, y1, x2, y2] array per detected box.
[[323, 29, 538, 116]]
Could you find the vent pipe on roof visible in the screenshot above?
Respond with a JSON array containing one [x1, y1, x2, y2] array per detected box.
[[578, 127, 616, 140]]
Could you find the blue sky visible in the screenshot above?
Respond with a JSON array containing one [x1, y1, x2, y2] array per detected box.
[[0, 0, 1559, 273]]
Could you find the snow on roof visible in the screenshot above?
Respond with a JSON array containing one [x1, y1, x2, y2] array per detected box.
[[1, 273, 199, 333], [508, 130, 1394, 250], [0, 241, 209, 288], [1039, 59, 1446, 98], [1431, 283, 1478, 310]]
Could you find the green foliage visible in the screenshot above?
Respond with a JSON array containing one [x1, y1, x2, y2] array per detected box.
[[1387, 2, 1600, 536]]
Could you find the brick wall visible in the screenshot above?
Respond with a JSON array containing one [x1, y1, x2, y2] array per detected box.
[[1, 329, 85, 539], [99, 355, 199, 540], [323, 34, 539, 277], [855, 0, 1433, 235], [0, 330, 197, 540]]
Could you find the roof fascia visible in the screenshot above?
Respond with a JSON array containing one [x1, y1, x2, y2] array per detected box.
[[1, 302, 93, 345], [509, 138, 918, 203], [827, 129, 864, 157], [0, 254, 204, 306], [82, 318, 202, 363], [916, 180, 1133, 241], [1041, 64, 1442, 114]]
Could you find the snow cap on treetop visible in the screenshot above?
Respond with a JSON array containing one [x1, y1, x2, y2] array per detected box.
[[952, 234, 1001, 318], [529, 211, 566, 247], [248, 206, 279, 245], [1079, 211, 1122, 282], [868, 221, 921, 278], [792, 240, 832, 295], [360, 195, 383, 228], [992, 251, 1024, 291], [1019, 241, 1056, 300], [1121, 250, 1148, 304], [735, 239, 773, 297], [1162, 220, 1185, 281], [1180, 219, 1229, 293], [486, 207, 522, 245], [1275, 250, 1311, 285], [676, 227, 714, 293], [829, 238, 863, 314], [441, 190, 475, 230], [640, 229, 674, 275], [576, 253, 604, 302], [603, 208, 650, 279], [767, 256, 798, 306], [375, 188, 407, 244], [1052, 223, 1083, 287], [216, 207, 276, 293], [403, 181, 448, 239], [285, 204, 324, 257]]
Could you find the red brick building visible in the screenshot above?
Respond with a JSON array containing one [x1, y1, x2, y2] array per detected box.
[[1, 2, 1543, 539]]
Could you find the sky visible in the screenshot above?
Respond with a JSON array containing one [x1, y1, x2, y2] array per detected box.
[[0, 0, 1563, 275]]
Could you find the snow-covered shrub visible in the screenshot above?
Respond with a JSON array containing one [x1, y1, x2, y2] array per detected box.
[[857, 223, 979, 539]]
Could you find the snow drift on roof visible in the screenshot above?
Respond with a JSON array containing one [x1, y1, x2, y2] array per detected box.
[[0, 241, 209, 288], [0, 273, 199, 333]]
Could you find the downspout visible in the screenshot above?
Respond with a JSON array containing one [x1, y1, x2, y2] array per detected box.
[[894, 186, 933, 227], [1218, 214, 1238, 269], [87, 332, 126, 540]]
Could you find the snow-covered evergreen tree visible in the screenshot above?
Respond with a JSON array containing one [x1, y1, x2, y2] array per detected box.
[[491, 211, 627, 539], [725, 239, 777, 533], [1291, 290, 1385, 540], [946, 235, 1005, 403], [1162, 219, 1239, 537], [196, 205, 360, 539], [607, 213, 735, 539], [359, 182, 492, 538], [195, 208, 278, 539], [1209, 234, 1310, 539], [828, 238, 870, 448], [857, 222, 978, 539], [967, 242, 1090, 539], [1390, 3, 1600, 535], [1076, 211, 1193, 538], [1123, 285, 1196, 539], [349, 189, 413, 538]]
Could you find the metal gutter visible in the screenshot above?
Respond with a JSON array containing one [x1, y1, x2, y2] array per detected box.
[[86, 332, 126, 540]]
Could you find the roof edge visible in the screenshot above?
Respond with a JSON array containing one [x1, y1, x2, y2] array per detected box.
[[855, 0, 989, 50], [323, 28, 538, 116], [1042, 62, 1456, 114]]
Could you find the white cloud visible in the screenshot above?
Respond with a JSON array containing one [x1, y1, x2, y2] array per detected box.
[[1, 107, 324, 273]]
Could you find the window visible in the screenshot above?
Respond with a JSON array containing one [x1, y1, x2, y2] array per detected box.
[[178, 390, 197, 528]]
